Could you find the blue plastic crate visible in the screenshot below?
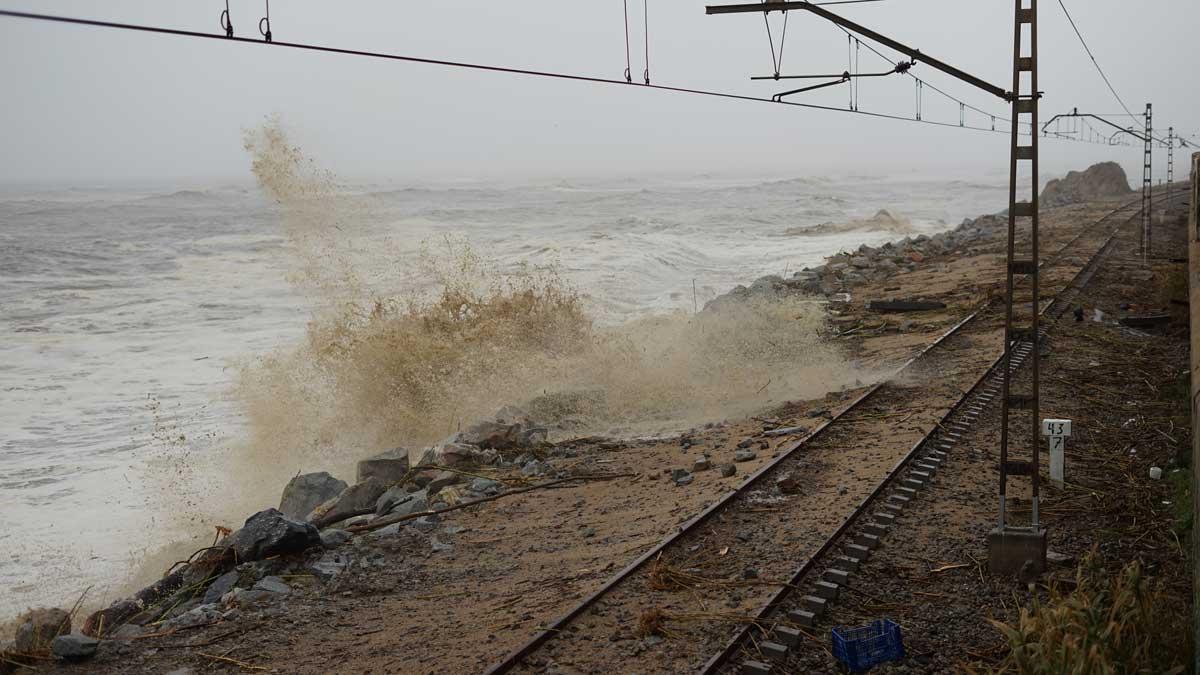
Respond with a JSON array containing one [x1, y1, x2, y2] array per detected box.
[[831, 619, 905, 672]]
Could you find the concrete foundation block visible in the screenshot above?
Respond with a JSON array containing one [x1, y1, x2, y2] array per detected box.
[[788, 609, 816, 627], [845, 543, 870, 560], [863, 522, 888, 537], [823, 568, 850, 585], [832, 555, 861, 572], [895, 486, 919, 499], [881, 501, 904, 515], [873, 512, 896, 525], [774, 625, 802, 647], [910, 470, 932, 480], [927, 450, 948, 460], [760, 641, 789, 663], [801, 595, 827, 613], [814, 580, 840, 599], [988, 526, 1047, 576], [900, 478, 925, 490], [741, 660, 772, 675], [855, 532, 880, 549], [914, 462, 939, 473]]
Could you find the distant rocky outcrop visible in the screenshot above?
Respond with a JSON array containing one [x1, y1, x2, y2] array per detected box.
[[1040, 162, 1131, 207]]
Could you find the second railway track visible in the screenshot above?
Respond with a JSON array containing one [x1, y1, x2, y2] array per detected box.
[[483, 191, 1179, 675]]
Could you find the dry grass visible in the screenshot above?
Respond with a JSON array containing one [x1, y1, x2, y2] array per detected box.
[[987, 552, 1190, 674]]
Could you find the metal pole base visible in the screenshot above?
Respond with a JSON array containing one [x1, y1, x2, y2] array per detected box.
[[987, 525, 1047, 576]]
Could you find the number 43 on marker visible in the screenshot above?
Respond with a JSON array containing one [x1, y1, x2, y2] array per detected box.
[[1041, 418, 1072, 488]]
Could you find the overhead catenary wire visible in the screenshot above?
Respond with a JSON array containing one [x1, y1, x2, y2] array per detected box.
[[0, 7, 1133, 145]]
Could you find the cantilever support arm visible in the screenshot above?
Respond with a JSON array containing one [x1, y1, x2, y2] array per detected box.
[[1042, 112, 1148, 142], [706, 1, 1009, 100]]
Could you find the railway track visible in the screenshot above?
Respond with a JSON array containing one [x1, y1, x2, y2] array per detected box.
[[483, 191, 1177, 675]]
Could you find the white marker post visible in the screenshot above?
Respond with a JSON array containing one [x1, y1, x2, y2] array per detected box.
[[1041, 419, 1072, 489]]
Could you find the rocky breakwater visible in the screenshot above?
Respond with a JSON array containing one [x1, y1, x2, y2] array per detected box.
[[706, 212, 1008, 312], [1, 407, 568, 668]]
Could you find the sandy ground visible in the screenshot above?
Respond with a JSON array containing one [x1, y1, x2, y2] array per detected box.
[[14, 190, 1190, 674]]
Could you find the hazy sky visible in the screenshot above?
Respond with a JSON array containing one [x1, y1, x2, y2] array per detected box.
[[1, 1, 1196, 185]]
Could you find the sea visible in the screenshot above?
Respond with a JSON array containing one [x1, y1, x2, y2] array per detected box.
[[0, 171, 1008, 618]]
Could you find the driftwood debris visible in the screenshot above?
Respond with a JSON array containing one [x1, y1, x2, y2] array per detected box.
[[867, 299, 947, 313]]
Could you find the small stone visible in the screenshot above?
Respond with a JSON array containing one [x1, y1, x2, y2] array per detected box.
[[320, 529, 352, 549], [776, 476, 800, 495], [469, 477, 501, 494], [253, 576, 291, 595], [431, 536, 454, 553], [521, 460, 547, 477], [837, 485, 849, 495], [51, 634, 100, 661], [202, 570, 240, 605], [427, 470, 464, 495], [582, 527, 597, 538], [671, 469, 694, 486], [743, 567, 760, 580], [734, 450, 757, 463], [693, 456, 712, 472], [718, 463, 737, 478], [412, 515, 440, 533]]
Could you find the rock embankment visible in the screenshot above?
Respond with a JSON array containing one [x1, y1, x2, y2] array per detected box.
[[706, 212, 1007, 311], [1040, 161, 1131, 207]]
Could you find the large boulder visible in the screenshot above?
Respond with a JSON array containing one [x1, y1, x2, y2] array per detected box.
[[279, 472, 348, 521], [356, 448, 411, 485], [226, 508, 321, 561], [51, 634, 99, 662], [417, 442, 498, 468], [453, 421, 525, 450], [1041, 161, 1132, 207], [81, 599, 140, 638], [14, 608, 71, 652], [307, 478, 388, 528]]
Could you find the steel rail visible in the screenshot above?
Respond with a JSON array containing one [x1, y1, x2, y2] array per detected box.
[[482, 193, 1159, 675], [699, 188, 1182, 673]]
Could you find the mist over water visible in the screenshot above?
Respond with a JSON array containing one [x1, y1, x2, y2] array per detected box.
[[0, 121, 1007, 619]]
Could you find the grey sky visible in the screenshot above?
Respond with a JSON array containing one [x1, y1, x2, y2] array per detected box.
[[1, 0, 1196, 185]]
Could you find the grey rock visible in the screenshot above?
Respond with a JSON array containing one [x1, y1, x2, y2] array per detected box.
[[202, 570, 240, 605], [14, 608, 71, 652], [521, 460, 547, 477], [582, 527, 597, 538], [163, 604, 222, 630], [253, 576, 291, 595], [375, 485, 415, 515], [356, 448, 411, 485], [469, 477, 501, 494], [671, 469, 694, 486], [428, 442, 498, 468], [412, 515, 441, 533], [850, 256, 872, 269], [111, 624, 147, 639], [226, 508, 321, 562], [431, 536, 454, 553], [320, 529, 353, 549], [692, 456, 711, 472], [279, 472, 348, 521], [455, 420, 525, 450], [309, 477, 388, 526], [733, 450, 757, 463], [427, 470, 464, 495], [309, 551, 350, 581], [51, 634, 100, 661], [718, 463, 737, 477], [381, 489, 429, 518]]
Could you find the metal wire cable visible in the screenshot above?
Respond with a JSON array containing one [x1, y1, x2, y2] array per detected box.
[[622, 0, 632, 82], [1055, 0, 1137, 125], [0, 7, 1128, 146]]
